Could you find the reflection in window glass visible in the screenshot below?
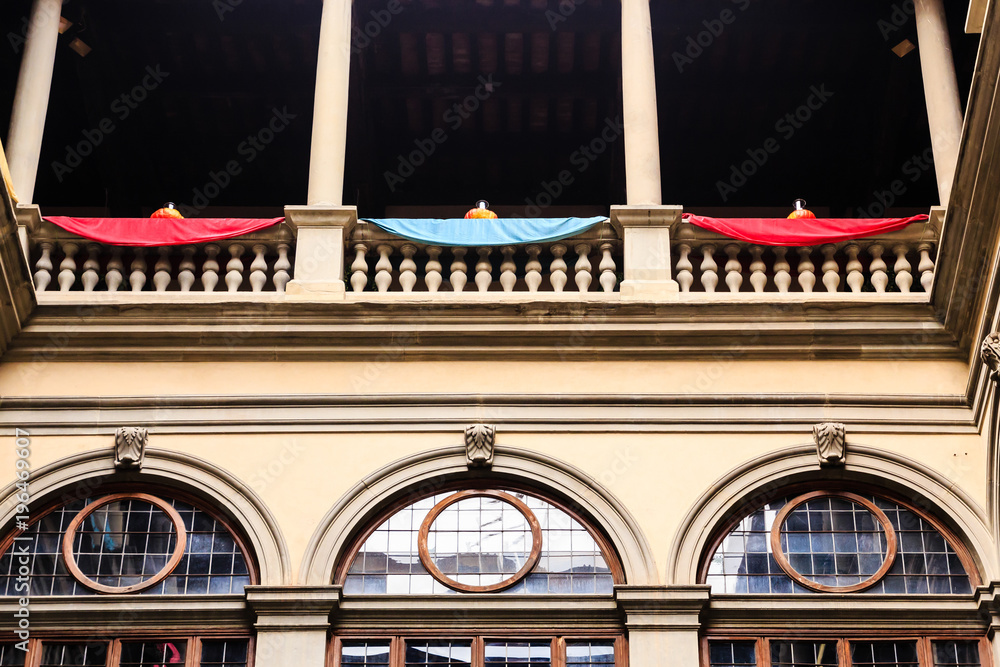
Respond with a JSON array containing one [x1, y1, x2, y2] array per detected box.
[[779, 497, 888, 588], [0, 497, 252, 596], [484, 641, 552, 665], [932, 641, 980, 667], [709, 641, 757, 667], [851, 641, 919, 667], [342, 641, 392, 666], [0, 644, 25, 666], [770, 641, 838, 667], [40, 643, 108, 667], [345, 490, 613, 595], [405, 640, 472, 666], [200, 639, 249, 667], [566, 641, 615, 665], [706, 495, 973, 595], [119, 640, 186, 667]]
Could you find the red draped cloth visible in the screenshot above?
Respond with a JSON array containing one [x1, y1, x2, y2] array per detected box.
[[43, 217, 284, 247], [682, 213, 929, 247]]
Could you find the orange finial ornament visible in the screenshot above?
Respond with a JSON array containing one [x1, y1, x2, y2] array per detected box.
[[787, 199, 815, 219], [151, 202, 184, 219], [465, 200, 498, 219]]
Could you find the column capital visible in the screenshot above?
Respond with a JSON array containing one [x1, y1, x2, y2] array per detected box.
[[615, 585, 711, 631], [284, 205, 358, 234], [609, 205, 683, 234], [246, 585, 342, 631]]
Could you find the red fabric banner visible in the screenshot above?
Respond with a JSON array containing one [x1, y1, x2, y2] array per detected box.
[[43, 217, 284, 247], [682, 213, 929, 247]]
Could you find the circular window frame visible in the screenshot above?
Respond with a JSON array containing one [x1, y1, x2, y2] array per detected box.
[[769, 490, 898, 594], [417, 489, 544, 593], [61, 492, 188, 595]]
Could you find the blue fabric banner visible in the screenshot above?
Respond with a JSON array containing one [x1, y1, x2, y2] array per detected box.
[[362, 216, 608, 247]]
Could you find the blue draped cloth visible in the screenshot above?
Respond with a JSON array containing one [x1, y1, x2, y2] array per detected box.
[[361, 216, 608, 247]]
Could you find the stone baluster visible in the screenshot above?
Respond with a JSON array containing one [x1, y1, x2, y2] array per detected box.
[[525, 245, 542, 292], [773, 247, 791, 293], [574, 243, 592, 292], [820, 245, 839, 293], [250, 244, 268, 293], [599, 242, 617, 293], [475, 247, 493, 292], [153, 247, 172, 292], [58, 242, 78, 292], [33, 241, 53, 291], [202, 244, 221, 292], [724, 244, 743, 293], [550, 243, 568, 292], [797, 247, 816, 293], [350, 242, 369, 293], [82, 243, 101, 292], [918, 242, 935, 292], [675, 243, 693, 293], [106, 248, 124, 292], [450, 248, 468, 292], [700, 244, 718, 293], [749, 246, 766, 293], [868, 243, 888, 293], [226, 244, 245, 292], [130, 248, 147, 292], [274, 243, 291, 293], [178, 246, 197, 292], [425, 246, 443, 293], [375, 244, 393, 292], [893, 243, 913, 293], [844, 243, 863, 293], [399, 243, 418, 293], [500, 246, 517, 292]]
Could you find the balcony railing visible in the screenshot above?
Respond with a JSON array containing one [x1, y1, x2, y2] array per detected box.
[[18, 205, 943, 302]]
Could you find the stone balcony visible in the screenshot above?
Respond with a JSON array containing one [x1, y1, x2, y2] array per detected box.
[[18, 204, 942, 304]]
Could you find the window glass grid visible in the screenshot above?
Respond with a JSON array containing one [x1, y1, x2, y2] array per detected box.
[[0, 644, 25, 666], [345, 490, 613, 595], [342, 641, 392, 665], [850, 641, 920, 667], [770, 641, 839, 667], [932, 641, 981, 667], [709, 641, 757, 667], [0, 497, 252, 596], [484, 641, 552, 665], [39, 643, 109, 667], [705, 495, 973, 595], [119, 640, 187, 667], [405, 639, 473, 666], [566, 641, 615, 665], [200, 639, 249, 667]]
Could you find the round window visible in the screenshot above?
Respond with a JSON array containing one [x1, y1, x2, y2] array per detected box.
[[418, 490, 543, 593], [770, 491, 898, 593], [61, 493, 187, 594]]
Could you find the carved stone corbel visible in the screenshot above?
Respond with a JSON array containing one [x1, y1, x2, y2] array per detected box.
[[465, 424, 496, 468], [115, 427, 148, 469], [982, 332, 1000, 381], [813, 422, 846, 467]]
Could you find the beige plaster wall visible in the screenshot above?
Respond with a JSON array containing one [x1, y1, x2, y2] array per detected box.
[[2, 429, 988, 585], [0, 358, 973, 398]]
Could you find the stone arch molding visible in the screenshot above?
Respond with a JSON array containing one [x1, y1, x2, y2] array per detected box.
[[667, 443, 996, 586], [0, 447, 292, 586], [300, 445, 659, 586]]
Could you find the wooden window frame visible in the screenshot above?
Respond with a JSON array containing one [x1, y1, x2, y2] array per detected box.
[[335, 481, 626, 588], [700, 635, 993, 667], [13, 635, 254, 667], [330, 633, 627, 667]]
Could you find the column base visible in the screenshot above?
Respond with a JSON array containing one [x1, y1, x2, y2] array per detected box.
[[285, 279, 347, 298], [620, 279, 680, 301]]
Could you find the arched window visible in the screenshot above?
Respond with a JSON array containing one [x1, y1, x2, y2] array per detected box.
[[0, 487, 257, 667], [699, 485, 987, 667], [333, 484, 627, 666]]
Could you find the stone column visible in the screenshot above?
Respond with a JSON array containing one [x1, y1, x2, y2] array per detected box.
[[611, 204, 681, 300], [915, 0, 963, 206], [7, 0, 63, 204], [621, 0, 662, 205], [246, 586, 340, 667], [284, 205, 355, 297], [308, 0, 353, 206], [616, 586, 711, 667]]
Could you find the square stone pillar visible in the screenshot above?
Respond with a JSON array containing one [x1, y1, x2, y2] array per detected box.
[[14, 203, 40, 265], [247, 586, 341, 667], [611, 205, 682, 300], [976, 584, 1000, 667], [284, 205, 356, 298], [616, 586, 710, 667]]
